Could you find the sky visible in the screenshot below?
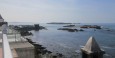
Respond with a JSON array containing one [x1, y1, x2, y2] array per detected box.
[[0, 0, 115, 23]]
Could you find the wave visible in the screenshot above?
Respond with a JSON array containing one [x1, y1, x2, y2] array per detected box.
[[101, 46, 115, 49]]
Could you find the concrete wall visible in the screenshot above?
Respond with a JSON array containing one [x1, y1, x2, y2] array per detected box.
[[15, 47, 35, 58]]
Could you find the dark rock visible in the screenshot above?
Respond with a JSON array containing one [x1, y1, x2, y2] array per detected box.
[[96, 26, 101, 29], [33, 44, 42, 47], [80, 25, 102, 29], [20, 31, 32, 36], [36, 51, 42, 54], [26, 38, 35, 44], [56, 53, 63, 57], [63, 25, 75, 27], [58, 54, 63, 57], [79, 29, 84, 31], [80, 26, 89, 28], [9, 24, 46, 33], [47, 51, 52, 54], [53, 55, 57, 58], [68, 29, 76, 32], [38, 47, 46, 50], [34, 24, 40, 31], [41, 50, 48, 55], [47, 22, 72, 24], [74, 29, 78, 32], [58, 28, 79, 32], [107, 29, 111, 31]]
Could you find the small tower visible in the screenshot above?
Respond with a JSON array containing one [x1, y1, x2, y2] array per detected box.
[[81, 36, 105, 58]]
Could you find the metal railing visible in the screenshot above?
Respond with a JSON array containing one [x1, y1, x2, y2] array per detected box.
[[2, 34, 13, 58]]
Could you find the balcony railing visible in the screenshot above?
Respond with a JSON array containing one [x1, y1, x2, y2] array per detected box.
[[2, 34, 13, 58], [2, 23, 13, 58]]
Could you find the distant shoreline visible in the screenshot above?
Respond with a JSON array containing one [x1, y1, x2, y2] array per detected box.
[[47, 22, 80, 24]]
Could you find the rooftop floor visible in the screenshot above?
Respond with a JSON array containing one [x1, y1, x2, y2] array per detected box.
[[0, 30, 35, 58]]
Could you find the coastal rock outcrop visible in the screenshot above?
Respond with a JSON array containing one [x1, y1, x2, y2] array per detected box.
[[25, 38, 64, 58], [58, 28, 84, 32], [63, 25, 75, 27], [9, 24, 46, 31], [9, 24, 46, 36], [80, 25, 101, 29]]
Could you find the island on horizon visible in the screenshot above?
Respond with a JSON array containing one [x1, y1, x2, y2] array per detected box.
[[47, 22, 80, 24]]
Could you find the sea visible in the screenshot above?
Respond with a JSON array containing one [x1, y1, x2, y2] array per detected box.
[[9, 22, 115, 58]]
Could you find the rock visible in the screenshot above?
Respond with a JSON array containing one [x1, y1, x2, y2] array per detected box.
[[33, 44, 42, 47], [80, 25, 102, 29], [10, 24, 46, 32], [79, 29, 84, 31], [56, 53, 63, 57], [63, 25, 75, 27], [26, 38, 35, 44], [38, 47, 46, 50], [34, 24, 40, 31], [20, 31, 33, 36], [106, 30, 111, 31], [74, 29, 78, 32], [58, 28, 79, 32], [47, 51, 52, 54], [41, 50, 48, 55], [47, 22, 72, 24], [68, 29, 76, 32], [53, 55, 57, 58]]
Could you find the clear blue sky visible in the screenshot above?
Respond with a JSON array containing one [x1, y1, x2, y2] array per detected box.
[[0, 0, 115, 23]]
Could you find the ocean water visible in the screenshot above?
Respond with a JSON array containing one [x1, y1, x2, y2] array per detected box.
[[9, 22, 115, 58]]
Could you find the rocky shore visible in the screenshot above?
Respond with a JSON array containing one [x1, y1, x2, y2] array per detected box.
[[9, 24, 46, 31], [57, 24, 103, 32], [57, 24, 84, 32], [9, 24, 46, 36], [58, 28, 84, 32], [80, 25, 102, 29], [9, 24, 64, 58], [9, 23, 108, 58], [63, 25, 75, 27], [25, 38, 64, 58]]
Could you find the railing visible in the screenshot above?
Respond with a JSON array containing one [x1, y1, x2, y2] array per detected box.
[[2, 34, 13, 58], [2, 23, 13, 58]]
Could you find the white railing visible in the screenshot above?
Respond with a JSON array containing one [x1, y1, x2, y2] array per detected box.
[[2, 34, 13, 58], [1, 23, 13, 58]]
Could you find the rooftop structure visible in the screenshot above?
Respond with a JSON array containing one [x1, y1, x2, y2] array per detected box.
[[82, 37, 101, 53], [81, 36, 105, 58]]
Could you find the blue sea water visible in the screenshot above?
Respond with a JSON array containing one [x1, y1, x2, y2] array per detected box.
[[9, 22, 115, 58]]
